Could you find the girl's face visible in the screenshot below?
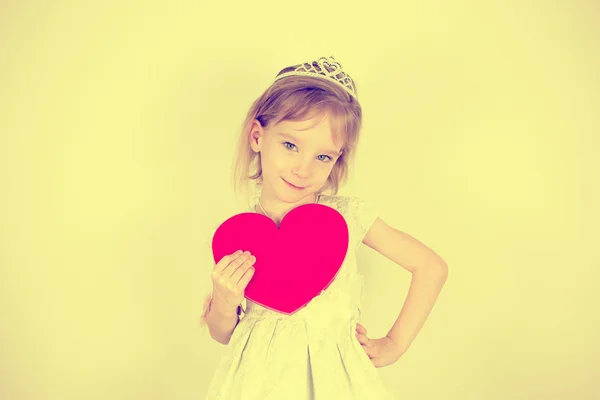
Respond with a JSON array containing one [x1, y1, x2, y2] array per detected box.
[[250, 114, 343, 202]]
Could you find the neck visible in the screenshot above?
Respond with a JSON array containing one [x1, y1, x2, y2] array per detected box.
[[256, 192, 319, 224]]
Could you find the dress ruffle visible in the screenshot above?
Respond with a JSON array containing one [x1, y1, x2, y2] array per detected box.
[[199, 292, 212, 330]]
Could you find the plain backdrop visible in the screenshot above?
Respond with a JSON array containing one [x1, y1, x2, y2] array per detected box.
[[1, 1, 598, 399]]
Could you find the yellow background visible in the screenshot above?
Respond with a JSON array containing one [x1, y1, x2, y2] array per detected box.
[[1, 1, 598, 399]]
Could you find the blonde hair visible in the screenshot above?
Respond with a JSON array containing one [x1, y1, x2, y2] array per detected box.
[[232, 61, 363, 201]]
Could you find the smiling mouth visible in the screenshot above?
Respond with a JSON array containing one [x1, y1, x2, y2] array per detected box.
[[283, 178, 305, 190]]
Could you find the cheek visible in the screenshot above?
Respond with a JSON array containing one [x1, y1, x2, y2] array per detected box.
[[314, 165, 333, 180], [261, 147, 286, 171]]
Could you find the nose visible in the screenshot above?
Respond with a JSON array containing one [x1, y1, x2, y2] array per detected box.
[[291, 157, 312, 179]]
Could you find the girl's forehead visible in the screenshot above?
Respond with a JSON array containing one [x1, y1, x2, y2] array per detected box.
[[276, 113, 337, 134], [270, 112, 345, 147]]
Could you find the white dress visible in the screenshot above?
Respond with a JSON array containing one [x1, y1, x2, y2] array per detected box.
[[201, 194, 396, 399]]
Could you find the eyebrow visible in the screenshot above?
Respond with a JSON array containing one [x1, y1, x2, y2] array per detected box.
[[278, 132, 341, 156]]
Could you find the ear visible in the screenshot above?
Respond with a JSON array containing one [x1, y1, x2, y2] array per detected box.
[[249, 120, 265, 152]]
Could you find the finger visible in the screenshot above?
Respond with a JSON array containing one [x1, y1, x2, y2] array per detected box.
[[357, 334, 374, 348], [356, 323, 367, 335], [362, 344, 374, 359], [223, 251, 252, 275], [237, 263, 256, 289], [355, 333, 363, 344], [355, 333, 369, 346], [232, 255, 256, 284], [214, 250, 243, 273]]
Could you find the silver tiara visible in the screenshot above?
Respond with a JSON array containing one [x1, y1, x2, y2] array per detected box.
[[273, 55, 357, 99]]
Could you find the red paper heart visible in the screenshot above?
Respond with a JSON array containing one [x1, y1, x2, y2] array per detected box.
[[211, 203, 349, 315]]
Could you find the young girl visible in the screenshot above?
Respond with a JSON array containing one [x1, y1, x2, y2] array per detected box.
[[199, 56, 448, 399]]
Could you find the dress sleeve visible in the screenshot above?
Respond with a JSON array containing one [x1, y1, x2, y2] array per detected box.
[[348, 196, 379, 249], [199, 224, 217, 336], [199, 292, 213, 331]]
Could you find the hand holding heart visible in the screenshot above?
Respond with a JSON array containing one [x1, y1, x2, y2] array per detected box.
[[211, 203, 349, 314], [210, 250, 257, 313]]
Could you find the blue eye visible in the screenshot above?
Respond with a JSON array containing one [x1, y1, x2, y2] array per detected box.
[[283, 142, 332, 162]]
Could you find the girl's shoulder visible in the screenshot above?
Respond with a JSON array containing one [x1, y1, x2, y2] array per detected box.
[[318, 193, 351, 208], [320, 193, 379, 231], [319, 194, 376, 215]]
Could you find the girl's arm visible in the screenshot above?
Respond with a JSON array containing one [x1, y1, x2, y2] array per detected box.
[[362, 217, 448, 352], [202, 296, 240, 345]]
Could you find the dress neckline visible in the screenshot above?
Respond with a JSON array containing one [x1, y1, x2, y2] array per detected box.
[[249, 193, 323, 214]]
